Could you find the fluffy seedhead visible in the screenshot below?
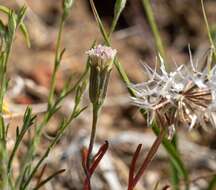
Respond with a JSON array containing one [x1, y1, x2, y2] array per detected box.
[[131, 53, 216, 139]]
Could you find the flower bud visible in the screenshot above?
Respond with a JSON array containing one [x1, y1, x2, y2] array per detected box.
[[62, 0, 74, 19], [86, 45, 117, 106]]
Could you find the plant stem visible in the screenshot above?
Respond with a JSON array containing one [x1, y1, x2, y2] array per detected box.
[[170, 135, 180, 190], [201, 0, 215, 49], [48, 16, 65, 108], [86, 105, 99, 170], [141, 0, 166, 62], [130, 128, 165, 189]]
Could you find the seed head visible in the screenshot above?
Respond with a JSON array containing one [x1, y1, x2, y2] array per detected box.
[[131, 53, 216, 139]]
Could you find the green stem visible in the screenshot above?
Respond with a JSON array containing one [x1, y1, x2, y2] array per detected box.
[[201, 0, 215, 49], [0, 31, 15, 190], [0, 35, 13, 113], [141, 0, 167, 62], [48, 16, 65, 108], [170, 135, 180, 190], [86, 104, 99, 169], [200, 0, 216, 66]]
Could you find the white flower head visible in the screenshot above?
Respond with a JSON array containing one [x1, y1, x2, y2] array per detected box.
[[86, 44, 117, 69], [86, 45, 117, 105], [131, 53, 216, 137]]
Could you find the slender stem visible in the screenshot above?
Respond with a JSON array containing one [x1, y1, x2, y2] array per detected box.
[[141, 0, 167, 63], [170, 134, 180, 190], [0, 35, 13, 113], [86, 105, 99, 170], [0, 32, 15, 190], [48, 16, 65, 108], [131, 128, 165, 189], [201, 0, 214, 48], [200, 0, 216, 65]]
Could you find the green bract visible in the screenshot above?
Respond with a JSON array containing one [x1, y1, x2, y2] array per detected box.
[[86, 45, 117, 106]]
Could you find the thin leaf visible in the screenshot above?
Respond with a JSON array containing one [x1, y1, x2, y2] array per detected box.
[[20, 23, 31, 48], [109, 0, 127, 37], [141, 0, 166, 62], [89, 0, 109, 44], [0, 5, 10, 15], [128, 144, 142, 190], [33, 169, 65, 190]]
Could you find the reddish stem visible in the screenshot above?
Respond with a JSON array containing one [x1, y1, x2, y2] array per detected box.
[[128, 144, 142, 190], [133, 129, 165, 186], [128, 129, 165, 190], [82, 141, 109, 190]]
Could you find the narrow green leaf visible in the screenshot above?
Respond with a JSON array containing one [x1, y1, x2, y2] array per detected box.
[[8, 11, 17, 36], [0, 5, 10, 15], [114, 0, 127, 17], [20, 23, 31, 48], [89, 0, 109, 44], [16, 6, 27, 25], [0, 20, 5, 36], [141, 0, 166, 62], [201, 0, 215, 48], [32, 169, 65, 190], [200, 0, 216, 63], [110, 0, 127, 36]]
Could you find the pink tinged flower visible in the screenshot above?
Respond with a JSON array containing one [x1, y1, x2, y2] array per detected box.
[[86, 44, 117, 70], [86, 44, 117, 105]]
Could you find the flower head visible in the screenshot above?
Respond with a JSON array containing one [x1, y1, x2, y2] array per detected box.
[[131, 53, 216, 139], [86, 44, 117, 106], [86, 44, 117, 70]]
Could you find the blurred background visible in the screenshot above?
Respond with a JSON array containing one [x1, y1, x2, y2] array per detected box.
[[1, 0, 216, 189]]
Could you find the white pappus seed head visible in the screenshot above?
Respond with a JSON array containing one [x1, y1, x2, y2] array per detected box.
[[131, 51, 216, 137]]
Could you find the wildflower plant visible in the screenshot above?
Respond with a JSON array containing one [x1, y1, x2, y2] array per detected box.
[[0, 0, 215, 189], [88, 0, 189, 189], [0, 1, 89, 189], [83, 44, 116, 189]]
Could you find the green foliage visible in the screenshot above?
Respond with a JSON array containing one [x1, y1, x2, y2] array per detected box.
[[63, 0, 74, 18], [0, 0, 214, 189], [0, 1, 90, 189], [109, 0, 127, 37], [141, 0, 166, 61]]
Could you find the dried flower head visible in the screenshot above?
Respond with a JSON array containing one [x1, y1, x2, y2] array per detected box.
[[131, 54, 216, 139], [86, 44, 117, 106]]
